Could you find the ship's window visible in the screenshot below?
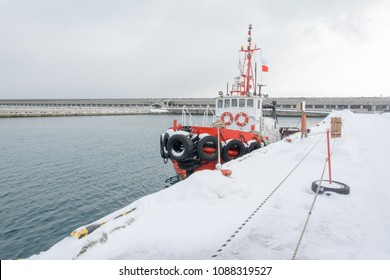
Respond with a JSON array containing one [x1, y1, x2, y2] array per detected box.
[[247, 99, 253, 107], [258, 100, 261, 109], [239, 99, 245, 107], [232, 99, 238, 107], [224, 99, 230, 107], [218, 100, 223, 108], [263, 108, 273, 117]]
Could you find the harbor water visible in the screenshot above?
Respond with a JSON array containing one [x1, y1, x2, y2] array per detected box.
[[0, 115, 322, 259]]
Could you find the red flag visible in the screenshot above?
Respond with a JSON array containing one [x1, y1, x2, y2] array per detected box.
[[261, 59, 269, 72]]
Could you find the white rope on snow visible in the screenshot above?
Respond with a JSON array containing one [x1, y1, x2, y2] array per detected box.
[[211, 132, 326, 258]]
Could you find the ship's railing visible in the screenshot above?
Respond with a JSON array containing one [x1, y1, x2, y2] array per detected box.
[[181, 105, 195, 126], [202, 105, 216, 127]]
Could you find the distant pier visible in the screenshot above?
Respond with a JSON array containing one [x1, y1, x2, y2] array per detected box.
[[1, 97, 389, 118]]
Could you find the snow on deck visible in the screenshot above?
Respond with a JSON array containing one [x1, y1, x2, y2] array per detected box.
[[30, 111, 390, 260]]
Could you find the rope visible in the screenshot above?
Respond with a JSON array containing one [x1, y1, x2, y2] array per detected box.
[[263, 126, 281, 139], [291, 158, 328, 260], [291, 127, 338, 260], [211, 119, 225, 169], [249, 130, 271, 145], [217, 125, 222, 169], [295, 118, 302, 128], [211, 119, 226, 128], [211, 133, 326, 258]]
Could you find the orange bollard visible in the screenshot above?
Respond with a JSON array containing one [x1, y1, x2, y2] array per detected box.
[[301, 112, 307, 139], [326, 129, 332, 184]]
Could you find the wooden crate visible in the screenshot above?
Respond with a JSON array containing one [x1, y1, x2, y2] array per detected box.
[[331, 117, 342, 138]]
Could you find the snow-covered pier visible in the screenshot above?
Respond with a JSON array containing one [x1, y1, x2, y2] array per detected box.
[[30, 111, 390, 260]]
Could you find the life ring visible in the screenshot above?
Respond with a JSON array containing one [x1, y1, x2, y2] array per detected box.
[[167, 134, 193, 161], [221, 112, 233, 125], [235, 112, 249, 126]]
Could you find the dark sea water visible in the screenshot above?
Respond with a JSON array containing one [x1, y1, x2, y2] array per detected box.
[[0, 115, 321, 259]]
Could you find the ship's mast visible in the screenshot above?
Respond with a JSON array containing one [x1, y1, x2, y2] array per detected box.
[[230, 24, 260, 96]]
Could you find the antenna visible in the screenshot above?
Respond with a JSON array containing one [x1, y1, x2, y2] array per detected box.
[[230, 24, 261, 96], [254, 62, 257, 95], [258, 84, 267, 96]]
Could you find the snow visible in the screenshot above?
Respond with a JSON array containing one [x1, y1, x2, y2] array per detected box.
[[29, 111, 390, 260], [150, 109, 168, 113]]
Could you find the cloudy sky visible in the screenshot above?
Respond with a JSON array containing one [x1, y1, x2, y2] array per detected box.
[[0, 0, 389, 99]]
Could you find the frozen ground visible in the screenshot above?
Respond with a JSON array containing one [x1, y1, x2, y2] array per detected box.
[[30, 111, 390, 259]]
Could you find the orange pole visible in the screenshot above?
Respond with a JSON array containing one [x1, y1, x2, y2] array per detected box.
[[301, 112, 307, 139], [326, 129, 332, 184]]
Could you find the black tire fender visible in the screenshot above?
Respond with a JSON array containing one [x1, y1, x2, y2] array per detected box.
[[162, 132, 171, 157], [222, 139, 246, 162], [178, 158, 201, 171], [196, 135, 221, 162], [160, 134, 168, 158], [246, 141, 261, 154], [167, 134, 193, 161], [311, 180, 350, 195]]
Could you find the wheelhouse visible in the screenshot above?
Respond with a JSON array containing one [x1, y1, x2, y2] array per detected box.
[[216, 96, 264, 131]]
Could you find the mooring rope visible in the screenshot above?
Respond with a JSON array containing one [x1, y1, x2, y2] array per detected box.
[[291, 158, 328, 260], [211, 132, 326, 258], [291, 128, 338, 259], [211, 119, 226, 170]]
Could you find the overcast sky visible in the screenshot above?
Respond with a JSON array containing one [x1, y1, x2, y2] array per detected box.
[[1, 0, 389, 99]]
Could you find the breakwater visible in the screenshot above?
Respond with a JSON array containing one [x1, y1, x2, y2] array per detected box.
[[1, 96, 389, 118]]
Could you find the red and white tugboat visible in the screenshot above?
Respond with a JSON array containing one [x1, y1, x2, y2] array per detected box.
[[160, 25, 281, 181]]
